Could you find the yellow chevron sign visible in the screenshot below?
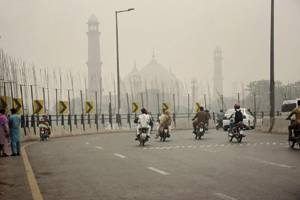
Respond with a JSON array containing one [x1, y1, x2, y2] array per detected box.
[[0, 96, 9, 112], [85, 101, 94, 114], [33, 100, 44, 114], [58, 101, 68, 114], [12, 98, 23, 114], [132, 102, 139, 113], [196, 102, 201, 112], [162, 103, 169, 111]]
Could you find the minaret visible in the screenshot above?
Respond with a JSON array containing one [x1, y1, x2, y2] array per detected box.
[[87, 14, 102, 99], [213, 47, 223, 98]]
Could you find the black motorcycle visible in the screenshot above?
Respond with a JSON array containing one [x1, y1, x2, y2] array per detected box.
[[288, 120, 300, 149], [159, 126, 170, 142], [194, 122, 205, 140], [228, 122, 245, 143], [40, 127, 50, 141], [137, 127, 149, 146], [216, 119, 223, 130]]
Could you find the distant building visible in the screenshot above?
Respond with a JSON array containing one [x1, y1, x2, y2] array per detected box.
[[122, 53, 183, 113], [213, 47, 223, 98], [87, 14, 102, 99]]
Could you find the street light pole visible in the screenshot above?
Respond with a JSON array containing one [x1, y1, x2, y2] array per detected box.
[[115, 8, 135, 116], [269, 0, 275, 132]]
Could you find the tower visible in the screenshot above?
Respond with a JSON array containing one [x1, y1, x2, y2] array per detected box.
[[213, 47, 223, 98], [87, 14, 102, 99]]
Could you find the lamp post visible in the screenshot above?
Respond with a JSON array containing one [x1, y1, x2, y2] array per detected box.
[[115, 8, 135, 116], [269, 0, 275, 132]]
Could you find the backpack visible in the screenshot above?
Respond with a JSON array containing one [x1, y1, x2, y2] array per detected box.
[[235, 110, 243, 123]]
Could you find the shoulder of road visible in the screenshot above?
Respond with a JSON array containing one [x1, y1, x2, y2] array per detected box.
[[0, 155, 32, 200]]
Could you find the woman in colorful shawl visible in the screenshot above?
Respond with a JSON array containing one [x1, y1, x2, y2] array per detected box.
[[0, 109, 10, 157]]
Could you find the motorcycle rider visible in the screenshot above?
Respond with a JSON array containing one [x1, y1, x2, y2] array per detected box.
[[155, 108, 172, 139], [286, 100, 300, 140], [135, 108, 151, 140], [204, 109, 211, 130], [216, 109, 224, 128], [38, 115, 51, 138], [192, 106, 209, 134], [229, 104, 244, 136]]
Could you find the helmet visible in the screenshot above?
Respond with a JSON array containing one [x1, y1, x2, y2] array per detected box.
[[234, 104, 240, 109]]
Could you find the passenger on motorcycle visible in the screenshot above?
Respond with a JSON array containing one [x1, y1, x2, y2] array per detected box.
[[192, 106, 209, 134], [229, 104, 244, 136], [286, 100, 300, 140], [155, 109, 172, 139], [135, 108, 151, 141]]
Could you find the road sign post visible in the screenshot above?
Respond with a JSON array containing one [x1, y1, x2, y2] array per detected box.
[[68, 90, 72, 132]]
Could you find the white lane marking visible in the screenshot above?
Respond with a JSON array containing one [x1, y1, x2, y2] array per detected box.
[[187, 145, 193, 148], [266, 142, 270, 145], [204, 149, 217, 153], [95, 146, 103, 150], [260, 142, 264, 145], [272, 142, 277, 145], [114, 153, 126, 159], [85, 142, 90, 145], [214, 192, 238, 200], [248, 157, 294, 169], [220, 144, 225, 147], [246, 143, 251, 146], [147, 167, 170, 175]]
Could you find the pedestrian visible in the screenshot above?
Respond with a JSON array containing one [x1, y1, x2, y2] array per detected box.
[[0, 109, 10, 157], [9, 108, 21, 156]]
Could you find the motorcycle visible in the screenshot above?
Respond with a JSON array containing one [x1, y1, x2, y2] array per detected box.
[[159, 126, 170, 142], [216, 119, 223, 130], [204, 122, 209, 131], [288, 119, 300, 149], [228, 121, 245, 143], [40, 127, 50, 141], [137, 127, 149, 146], [194, 122, 205, 140]]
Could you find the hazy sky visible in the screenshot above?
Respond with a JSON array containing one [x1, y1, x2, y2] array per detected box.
[[0, 0, 299, 95]]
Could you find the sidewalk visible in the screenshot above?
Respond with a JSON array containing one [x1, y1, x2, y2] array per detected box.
[[0, 154, 32, 200]]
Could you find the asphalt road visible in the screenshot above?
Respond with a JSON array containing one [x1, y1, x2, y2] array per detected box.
[[26, 129, 300, 200]]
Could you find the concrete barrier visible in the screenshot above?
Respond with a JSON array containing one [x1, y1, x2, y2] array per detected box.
[[20, 118, 217, 142]]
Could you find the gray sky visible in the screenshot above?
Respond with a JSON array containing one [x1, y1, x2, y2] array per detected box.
[[1, 0, 300, 95]]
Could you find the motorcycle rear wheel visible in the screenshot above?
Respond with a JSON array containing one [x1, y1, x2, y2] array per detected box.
[[228, 135, 233, 142], [237, 136, 242, 143], [288, 140, 295, 149]]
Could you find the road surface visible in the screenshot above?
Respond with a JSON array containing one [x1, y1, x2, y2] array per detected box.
[[22, 129, 300, 200]]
